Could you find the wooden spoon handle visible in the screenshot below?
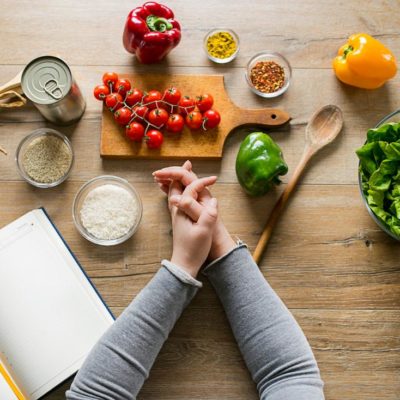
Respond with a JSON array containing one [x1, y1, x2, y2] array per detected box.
[[252, 146, 314, 264], [235, 108, 290, 128]]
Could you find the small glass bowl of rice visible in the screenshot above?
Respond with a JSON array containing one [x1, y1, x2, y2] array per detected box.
[[73, 175, 143, 246]]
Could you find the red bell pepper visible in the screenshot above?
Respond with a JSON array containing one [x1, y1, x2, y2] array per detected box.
[[123, 2, 181, 64]]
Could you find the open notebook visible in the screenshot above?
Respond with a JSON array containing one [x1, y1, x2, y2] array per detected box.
[[0, 208, 114, 399]]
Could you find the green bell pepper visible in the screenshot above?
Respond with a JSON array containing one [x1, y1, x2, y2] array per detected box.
[[235, 132, 288, 196]]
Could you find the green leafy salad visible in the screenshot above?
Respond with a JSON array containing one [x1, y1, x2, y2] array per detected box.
[[356, 122, 400, 237]]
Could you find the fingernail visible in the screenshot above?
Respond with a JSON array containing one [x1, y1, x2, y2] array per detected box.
[[210, 198, 218, 207]]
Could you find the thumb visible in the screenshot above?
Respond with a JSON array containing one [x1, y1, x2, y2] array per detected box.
[[198, 198, 218, 230]]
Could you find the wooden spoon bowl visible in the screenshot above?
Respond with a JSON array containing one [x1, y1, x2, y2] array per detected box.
[[306, 105, 344, 154]]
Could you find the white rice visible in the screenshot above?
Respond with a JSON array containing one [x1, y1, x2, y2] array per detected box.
[[80, 184, 138, 240]]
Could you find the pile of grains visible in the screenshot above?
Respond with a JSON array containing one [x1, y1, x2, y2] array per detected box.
[[80, 184, 139, 240], [206, 31, 237, 60], [250, 61, 285, 93], [22, 135, 72, 183]]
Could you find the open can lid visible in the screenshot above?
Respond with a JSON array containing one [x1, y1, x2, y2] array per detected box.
[[21, 56, 72, 105]]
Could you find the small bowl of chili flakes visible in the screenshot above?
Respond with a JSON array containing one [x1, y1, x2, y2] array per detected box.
[[245, 52, 291, 98]]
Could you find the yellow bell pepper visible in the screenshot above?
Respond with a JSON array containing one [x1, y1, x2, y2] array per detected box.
[[333, 33, 397, 89]]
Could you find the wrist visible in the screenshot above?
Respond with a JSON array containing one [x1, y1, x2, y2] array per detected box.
[[208, 220, 236, 261], [170, 253, 201, 278]]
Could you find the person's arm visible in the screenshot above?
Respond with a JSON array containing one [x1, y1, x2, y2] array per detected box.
[[154, 162, 324, 399], [66, 263, 202, 400], [67, 172, 219, 400], [203, 245, 324, 400]]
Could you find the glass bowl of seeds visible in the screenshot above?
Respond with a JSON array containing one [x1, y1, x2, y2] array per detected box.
[[204, 28, 240, 64], [16, 128, 74, 188], [245, 52, 292, 98]]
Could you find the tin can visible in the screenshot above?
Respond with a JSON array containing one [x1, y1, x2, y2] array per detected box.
[[21, 56, 86, 125]]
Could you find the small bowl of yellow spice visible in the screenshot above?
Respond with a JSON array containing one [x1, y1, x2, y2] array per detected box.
[[204, 29, 239, 64]]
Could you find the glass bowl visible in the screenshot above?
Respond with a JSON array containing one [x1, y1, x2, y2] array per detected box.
[[245, 51, 292, 98], [16, 128, 74, 188], [203, 28, 240, 64], [358, 109, 400, 241], [73, 175, 143, 246]]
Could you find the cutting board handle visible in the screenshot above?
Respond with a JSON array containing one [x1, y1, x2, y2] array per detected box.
[[234, 108, 290, 128]]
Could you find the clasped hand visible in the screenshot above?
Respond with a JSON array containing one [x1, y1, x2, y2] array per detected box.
[[153, 161, 236, 277]]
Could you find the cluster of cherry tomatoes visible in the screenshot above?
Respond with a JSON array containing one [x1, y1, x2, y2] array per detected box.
[[93, 72, 221, 149]]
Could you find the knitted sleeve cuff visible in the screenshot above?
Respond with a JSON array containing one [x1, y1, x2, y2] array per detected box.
[[202, 240, 248, 274], [161, 260, 203, 288]]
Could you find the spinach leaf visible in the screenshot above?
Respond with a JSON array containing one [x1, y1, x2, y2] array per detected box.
[[366, 123, 399, 143]]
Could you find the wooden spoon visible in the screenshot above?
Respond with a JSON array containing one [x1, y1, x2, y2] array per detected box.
[[252, 105, 344, 264]]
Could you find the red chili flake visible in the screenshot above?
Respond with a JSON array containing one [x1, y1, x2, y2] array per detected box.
[[250, 61, 285, 93]]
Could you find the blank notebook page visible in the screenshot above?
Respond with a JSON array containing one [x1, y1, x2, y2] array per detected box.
[[0, 209, 114, 400], [0, 373, 18, 400]]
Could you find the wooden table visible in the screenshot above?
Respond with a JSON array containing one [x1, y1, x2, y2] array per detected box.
[[1, 1, 399, 399]]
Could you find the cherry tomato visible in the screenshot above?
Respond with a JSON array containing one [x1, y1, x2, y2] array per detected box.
[[93, 84, 110, 101], [126, 122, 145, 142], [195, 94, 214, 112], [133, 105, 149, 121], [185, 110, 203, 130], [148, 108, 169, 128], [143, 90, 163, 110], [178, 96, 195, 116], [163, 87, 181, 105], [203, 109, 221, 130], [102, 72, 118, 89], [105, 93, 123, 111], [125, 88, 143, 107], [115, 79, 131, 96], [114, 107, 133, 126], [166, 114, 185, 134], [146, 130, 164, 149]]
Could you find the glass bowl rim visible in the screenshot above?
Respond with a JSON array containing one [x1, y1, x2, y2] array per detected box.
[[15, 127, 74, 188], [72, 175, 143, 246]]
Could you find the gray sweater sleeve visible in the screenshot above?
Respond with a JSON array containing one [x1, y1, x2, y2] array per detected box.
[[203, 244, 324, 400], [66, 262, 201, 400], [67, 245, 324, 400]]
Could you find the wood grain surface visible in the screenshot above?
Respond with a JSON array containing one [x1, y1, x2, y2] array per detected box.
[[0, 1, 399, 399], [101, 74, 290, 159]]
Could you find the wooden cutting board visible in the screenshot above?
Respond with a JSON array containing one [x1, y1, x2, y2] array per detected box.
[[100, 74, 290, 159]]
